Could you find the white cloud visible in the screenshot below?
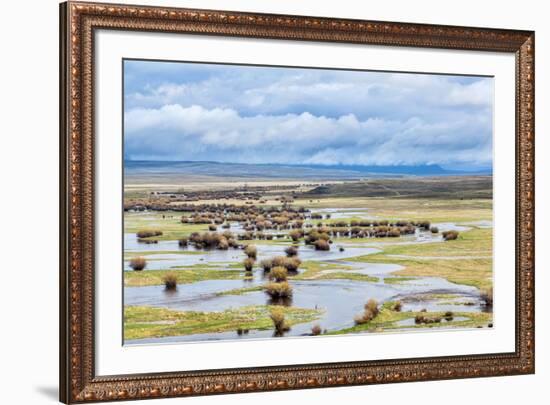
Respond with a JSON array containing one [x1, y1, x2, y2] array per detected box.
[[125, 104, 492, 167]]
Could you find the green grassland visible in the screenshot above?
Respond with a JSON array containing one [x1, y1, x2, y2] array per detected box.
[[124, 305, 323, 340], [329, 302, 492, 335], [124, 267, 243, 287], [349, 227, 493, 289]]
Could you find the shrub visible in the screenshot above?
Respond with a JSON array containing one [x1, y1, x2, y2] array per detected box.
[[244, 244, 257, 259], [129, 257, 146, 271], [243, 258, 255, 272], [178, 237, 188, 247], [162, 272, 177, 291], [260, 259, 273, 272], [311, 324, 322, 336], [285, 257, 301, 272], [264, 281, 293, 298], [444, 311, 454, 321], [354, 299, 379, 324], [415, 315, 442, 324], [269, 266, 288, 282], [270, 307, 290, 334], [417, 221, 431, 231], [387, 228, 401, 237], [289, 229, 302, 242], [218, 238, 229, 250], [271, 256, 287, 268], [314, 239, 330, 251], [339, 246, 345, 252], [136, 230, 163, 238], [442, 230, 459, 241], [208, 224, 217, 231], [481, 287, 493, 307], [430, 226, 439, 234], [285, 246, 299, 257], [392, 301, 403, 312], [271, 256, 300, 272]]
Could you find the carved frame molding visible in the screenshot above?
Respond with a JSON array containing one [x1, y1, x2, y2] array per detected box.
[[59, 1, 535, 403]]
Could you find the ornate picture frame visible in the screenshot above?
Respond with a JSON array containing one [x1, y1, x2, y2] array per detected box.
[[60, 1, 535, 403]]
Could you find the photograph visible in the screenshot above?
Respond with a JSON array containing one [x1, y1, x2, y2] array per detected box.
[[122, 60, 495, 344]]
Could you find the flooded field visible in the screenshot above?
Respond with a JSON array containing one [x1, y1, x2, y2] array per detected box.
[[123, 192, 494, 344]]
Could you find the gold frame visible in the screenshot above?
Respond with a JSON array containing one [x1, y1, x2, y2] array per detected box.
[[59, 1, 535, 403]]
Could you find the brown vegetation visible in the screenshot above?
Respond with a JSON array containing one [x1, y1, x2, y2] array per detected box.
[[270, 307, 290, 335], [442, 230, 459, 241], [129, 256, 146, 271], [354, 299, 379, 324], [136, 230, 163, 238], [162, 272, 178, 291], [264, 281, 293, 298]]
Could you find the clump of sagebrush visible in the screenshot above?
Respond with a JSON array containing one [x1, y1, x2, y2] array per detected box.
[[285, 257, 301, 272], [270, 307, 290, 335], [260, 258, 273, 272], [244, 244, 257, 259], [271, 256, 301, 272], [392, 301, 403, 312], [354, 299, 379, 325], [243, 257, 255, 272], [162, 272, 178, 291], [129, 256, 146, 271], [189, 232, 233, 250], [444, 311, 454, 321], [414, 314, 442, 324], [305, 230, 331, 245], [481, 287, 493, 308], [311, 324, 322, 336], [289, 229, 303, 242], [430, 226, 439, 234], [208, 224, 217, 231], [442, 230, 459, 241], [339, 246, 345, 252], [178, 237, 188, 247], [417, 221, 431, 231], [314, 239, 330, 251], [269, 266, 288, 282], [264, 281, 293, 298], [285, 245, 299, 257], [136, 229, 163, 238]]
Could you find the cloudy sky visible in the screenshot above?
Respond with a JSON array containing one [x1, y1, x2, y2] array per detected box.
[[124, 60, 493, 170]]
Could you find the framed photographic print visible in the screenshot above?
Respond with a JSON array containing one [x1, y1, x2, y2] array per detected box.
[[59, 1, 535, 403]]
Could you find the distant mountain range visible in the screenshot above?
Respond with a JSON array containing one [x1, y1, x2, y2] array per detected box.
[[124, 160, 492, 179]]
